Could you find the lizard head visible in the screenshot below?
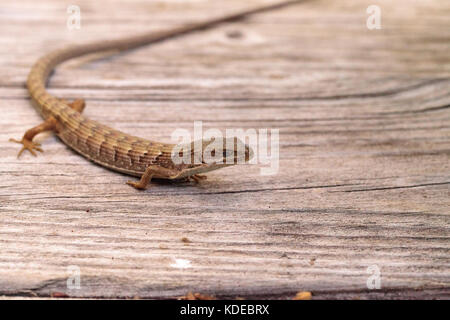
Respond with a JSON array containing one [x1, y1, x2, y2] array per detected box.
[[197, 136, 254, 167], [171, 137, 254, 178]]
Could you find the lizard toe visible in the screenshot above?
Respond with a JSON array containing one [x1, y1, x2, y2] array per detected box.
[[10, 138, 44, 158]]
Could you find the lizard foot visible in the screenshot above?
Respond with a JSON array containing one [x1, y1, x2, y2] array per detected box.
[[126, 180, 148, 190], [9, 138, 43, 158]]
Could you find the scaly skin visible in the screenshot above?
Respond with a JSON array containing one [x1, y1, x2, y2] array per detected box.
[[11, 1, 302, 189]]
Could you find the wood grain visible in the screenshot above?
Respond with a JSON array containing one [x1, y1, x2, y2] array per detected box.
[[0, 0, 449, 299]]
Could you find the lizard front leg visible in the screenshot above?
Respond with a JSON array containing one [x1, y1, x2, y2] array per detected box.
[[191, 174, 207, 183], [126, 168, 155, 190], [10, 99, 85, 158], [127, 166, 179, 190]]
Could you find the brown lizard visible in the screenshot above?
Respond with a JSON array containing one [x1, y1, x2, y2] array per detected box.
[[10, 0, 303, 190]]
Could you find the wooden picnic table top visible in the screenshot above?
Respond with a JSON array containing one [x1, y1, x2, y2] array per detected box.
[[0, 0, 449, 299]]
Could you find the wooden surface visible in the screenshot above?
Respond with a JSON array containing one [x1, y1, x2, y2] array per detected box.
[[1, 0, 449, 299]]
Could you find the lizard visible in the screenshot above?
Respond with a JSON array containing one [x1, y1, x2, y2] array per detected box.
[[10, 0, 303, 190]]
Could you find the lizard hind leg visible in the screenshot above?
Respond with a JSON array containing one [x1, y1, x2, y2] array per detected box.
[[10, 98, 86, 158], [68, 99, 86, 113], [9, 99, 86, 158], [9, 117, 57, 158], [59, 98, 86, 113]]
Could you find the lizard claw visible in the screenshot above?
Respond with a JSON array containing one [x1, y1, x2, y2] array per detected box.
[[9, 138, 44, 158]]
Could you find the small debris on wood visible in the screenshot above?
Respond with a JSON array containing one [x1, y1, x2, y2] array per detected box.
[[181, 237, 191, 244], [226, 30, 243, 39], [51, 292, 69, 298], [179, 292, 216, 300], [269, 74, 286, 79], [293, 291, 312, 300]]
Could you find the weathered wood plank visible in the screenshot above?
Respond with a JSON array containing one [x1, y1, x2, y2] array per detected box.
[[0, 0, 449, 299]]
